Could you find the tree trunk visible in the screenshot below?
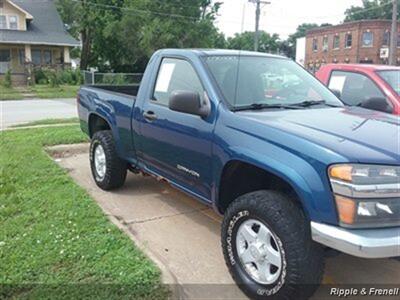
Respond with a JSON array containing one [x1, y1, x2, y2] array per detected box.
[[80, 28, 91, 70]]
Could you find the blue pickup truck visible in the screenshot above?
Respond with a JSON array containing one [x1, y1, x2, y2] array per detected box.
[[78, 49, 400, 300]]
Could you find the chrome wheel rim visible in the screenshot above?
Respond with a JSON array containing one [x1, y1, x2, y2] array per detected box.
[[236, 219, 283, 285], [94, 144, 106, 180]]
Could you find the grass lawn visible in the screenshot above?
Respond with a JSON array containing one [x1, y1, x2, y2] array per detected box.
[[11, 118, 79, 128], [0, 126, 168, 299], [0, 86, 24, 100], [0, 85, 79, 100], [29, 84, 80, 99]]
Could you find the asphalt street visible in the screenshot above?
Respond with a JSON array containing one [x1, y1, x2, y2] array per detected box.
[[1, 98, 77, 129]]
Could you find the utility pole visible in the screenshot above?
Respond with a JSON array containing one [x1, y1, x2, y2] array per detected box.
[[389, 0, 398, 65], [249, 0, 271, 51]]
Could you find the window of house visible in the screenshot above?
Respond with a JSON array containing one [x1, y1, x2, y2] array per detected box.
[[19, 50, 25, 65], [322, 36, 328, 51], [153, 58, 204, 106], [8, 15, 18, 30], [43, 50, 52, 64], [0, 49, 10, 73], [333, 35, 340, 49], [329, 71, 385, 106], [0, 49, 10, 62], [32, 50, 42, 65], [362, 31, 373, 47], [312, 38, 318, 52], [0, 15, 6, 29], [383, 31, 390, 46], [345, 33, 352, 48]]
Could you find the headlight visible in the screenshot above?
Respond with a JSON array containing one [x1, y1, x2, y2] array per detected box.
[[328, 164, 400, 228]]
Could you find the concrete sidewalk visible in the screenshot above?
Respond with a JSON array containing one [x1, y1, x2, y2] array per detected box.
[[1, 98, 76, 129], [50, 144, 400, 299]]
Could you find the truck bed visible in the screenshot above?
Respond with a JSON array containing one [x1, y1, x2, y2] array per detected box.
[[83, 84, 140, 97]]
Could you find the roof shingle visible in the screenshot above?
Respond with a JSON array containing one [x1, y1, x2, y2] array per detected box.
[[0, 0, 80, 47]]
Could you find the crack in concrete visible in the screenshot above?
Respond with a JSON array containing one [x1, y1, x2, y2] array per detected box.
[[115, 207, 211, 225]]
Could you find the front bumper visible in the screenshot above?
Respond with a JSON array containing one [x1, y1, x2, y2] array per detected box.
[[311, 221, 400, 258]]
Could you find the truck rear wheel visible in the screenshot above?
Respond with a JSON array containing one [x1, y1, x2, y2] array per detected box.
[[90, 130, 127, 190], [221, 190, 324, 300]]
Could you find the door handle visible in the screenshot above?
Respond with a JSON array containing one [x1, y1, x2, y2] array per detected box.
[[143, 110, 157, 121]]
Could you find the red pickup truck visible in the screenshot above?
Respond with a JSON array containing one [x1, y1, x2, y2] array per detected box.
[[315, 64, 400, 115]]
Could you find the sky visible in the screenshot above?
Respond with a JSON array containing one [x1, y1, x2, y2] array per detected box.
[[216, 0, 363, 39]]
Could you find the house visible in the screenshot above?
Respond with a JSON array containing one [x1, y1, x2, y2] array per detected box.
[[0, 0, 80, 85], [304, 20, 400, 73]]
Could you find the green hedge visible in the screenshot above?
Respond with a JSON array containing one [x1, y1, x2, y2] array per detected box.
[[33, 68, 83, 87]]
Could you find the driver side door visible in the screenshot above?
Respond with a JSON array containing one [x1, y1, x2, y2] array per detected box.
[[138, 57, 215, 202]]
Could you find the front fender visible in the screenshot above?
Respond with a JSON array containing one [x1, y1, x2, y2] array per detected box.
[[214, 146, 338, 225]]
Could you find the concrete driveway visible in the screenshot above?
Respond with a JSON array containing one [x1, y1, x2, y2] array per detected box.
[[1, 98, 77, 129], [50, 144, 400, 299]]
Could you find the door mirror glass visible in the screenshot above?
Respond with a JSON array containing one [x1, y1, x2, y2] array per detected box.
[[169, 90, 209, 117], [360, 97, 393, 113], [330, 89, 341, 99]]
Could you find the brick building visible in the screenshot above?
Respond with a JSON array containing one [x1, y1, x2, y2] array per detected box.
[[305, 20, 400, 72]]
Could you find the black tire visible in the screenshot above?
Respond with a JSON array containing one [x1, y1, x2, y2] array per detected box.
[[90, 130, 127, 190], [221, 190, 324, 300]]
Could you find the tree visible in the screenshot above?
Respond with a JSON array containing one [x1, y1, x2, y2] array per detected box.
[[227, 31, 281, 53], [56, 0, 124, 70], [344, 0, 398, 21], [283, 23, 319, 58], [56, 0, 225, 72]]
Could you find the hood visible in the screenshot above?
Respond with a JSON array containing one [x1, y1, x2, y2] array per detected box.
[[237, 107, 400, 165]]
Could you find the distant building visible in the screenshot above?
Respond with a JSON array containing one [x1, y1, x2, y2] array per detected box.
[[0, 0, 80, 85], [305, 20, 400, 72], [295, 37, 306, 66]]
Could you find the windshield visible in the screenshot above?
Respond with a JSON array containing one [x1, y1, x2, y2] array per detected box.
[[377, 70, 400, 96], [204, 55, 343, 109]]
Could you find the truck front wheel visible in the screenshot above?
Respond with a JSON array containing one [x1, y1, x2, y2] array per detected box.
[[90, 130, 127, 190], [221, 190, 324, 300]]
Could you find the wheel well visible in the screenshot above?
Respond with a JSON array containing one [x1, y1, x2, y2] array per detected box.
[[89, 114, 111, 138], [218, 160, 302, 214]]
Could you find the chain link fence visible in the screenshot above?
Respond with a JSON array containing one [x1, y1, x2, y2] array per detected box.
[[83, 71, 143, 85]]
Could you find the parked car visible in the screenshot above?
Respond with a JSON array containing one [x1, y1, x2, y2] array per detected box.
[[315, 64, 400, 115], [77, 49, 400, 300]]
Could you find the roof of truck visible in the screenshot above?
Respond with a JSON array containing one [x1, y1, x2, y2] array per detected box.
[[158, 48, 287, 59], [321, 63, 400, 71]]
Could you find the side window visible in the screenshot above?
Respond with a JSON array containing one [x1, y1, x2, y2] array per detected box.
[[362, 31, 373, 47], [329, 71, 385, 106], [32, 49, 41, 65], [153, 58, 204, 106], [0, 15, 6, 29], [9, 15, 18, 30]]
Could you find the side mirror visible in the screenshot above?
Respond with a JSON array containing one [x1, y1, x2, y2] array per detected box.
[[330, 89, 341, 99], [169, 90, 210, 117], [360, 97, 392, 113]]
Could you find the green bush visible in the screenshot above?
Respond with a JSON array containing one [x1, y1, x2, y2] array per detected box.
[[38, 78, 48, 85], [60, 69, 74, 85], [32, 68, 82, 86], [43, 69, 61, 87], [33, 68, 47, 84], [3, 69, 12, 88]]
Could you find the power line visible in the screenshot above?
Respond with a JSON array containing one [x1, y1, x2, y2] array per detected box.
[[69, 0, 201, 21]]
